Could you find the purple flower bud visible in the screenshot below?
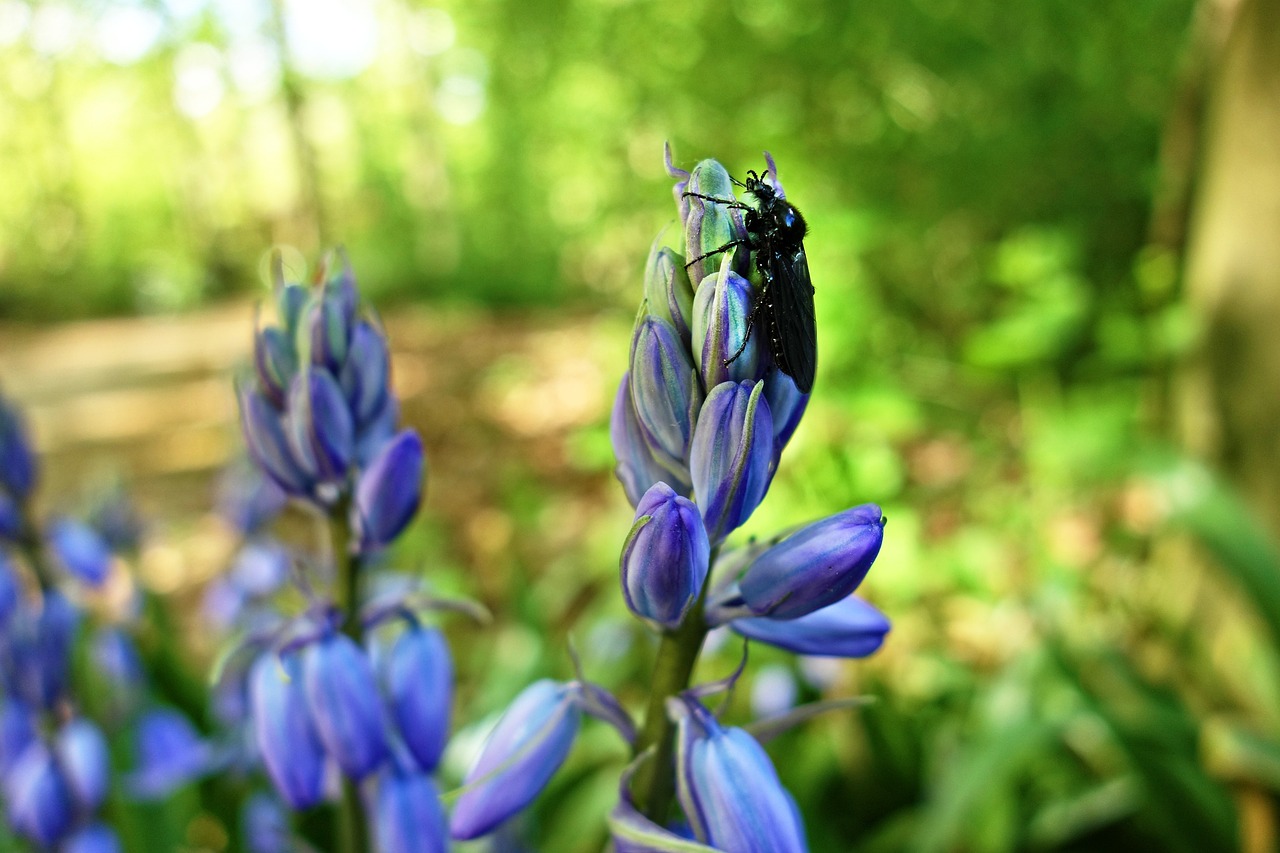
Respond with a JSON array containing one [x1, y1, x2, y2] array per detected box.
[[0, 396, 36, 501], [276, 282, 311, 337], [689, 381, 773, 544], [63, 823, 122, 853], [309, 285, 357, 374], [242, 792, 292, 853], [216, 460, 288, 535], [353, 429, 424, 551], [302, 632, 387, 779], [630, 316, 702, 470], [4, 742, 74, 846], [384, 625, 452, 773], [253, 326, 297, 407], [374, 769, 449, 853], [354, 393, 400, 468], [340, 321, 391, 427], [0, 700, 36, 777], [683, 160, 749, 287], [671, 696, 807, 853], [56, 718, 109, 811], [4, 591, 80, 709], [249, 653, 327, 809], [644, 243, 695, 350], [621, 483, 709, 630], [239, 385, 312, 497], [730, 595, 890, 658], [126, 709, 213, 799], [763, 369, 808, 458], [693, 260, 763, 389], [48, 518, 113, 587], [0, 548, 19, 625], [736, 504, 885, 620], [450, 680, 583, 840], [285, 370, 355, 484], [610, 374, 691, 507], [0, 489, 21, 541]]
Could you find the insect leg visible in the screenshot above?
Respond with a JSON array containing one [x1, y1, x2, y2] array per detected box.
[[723, 292, 765, 368], [680, 191, 751, 210], [683, 238, 749, 270]]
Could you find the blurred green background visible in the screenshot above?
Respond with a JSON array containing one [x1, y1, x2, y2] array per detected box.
[[3, 0, 1280, 850]]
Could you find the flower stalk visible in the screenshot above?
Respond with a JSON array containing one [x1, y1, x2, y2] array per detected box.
[[331, 494, 371, 853]]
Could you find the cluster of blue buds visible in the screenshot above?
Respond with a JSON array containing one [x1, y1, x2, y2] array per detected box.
[[228, 255, 454, 852], [0, 392, 213, 850]]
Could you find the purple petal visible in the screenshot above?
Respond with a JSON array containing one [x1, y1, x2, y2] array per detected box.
[[731, 596, 890, 658], [354, 429, 424, 551]]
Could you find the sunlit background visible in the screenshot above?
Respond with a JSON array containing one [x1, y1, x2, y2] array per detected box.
[[3, 0, 1280, 850]]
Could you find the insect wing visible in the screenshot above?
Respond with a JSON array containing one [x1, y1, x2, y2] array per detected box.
[[766, 246, 817, 393]]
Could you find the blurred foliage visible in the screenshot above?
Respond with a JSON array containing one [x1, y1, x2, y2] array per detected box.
[[9, 0, 1280, 852]]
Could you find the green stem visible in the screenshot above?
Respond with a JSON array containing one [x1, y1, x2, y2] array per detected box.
[[332, 496, 371, 853], [630, 548, 718, 822]]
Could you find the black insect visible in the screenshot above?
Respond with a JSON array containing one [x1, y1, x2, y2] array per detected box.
[[684, 168, 817, 393]]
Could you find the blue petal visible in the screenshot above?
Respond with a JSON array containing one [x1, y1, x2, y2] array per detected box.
[[0, 397, 37, 500], [249, 653, 327, 809], [689, 380, 773, 544], [47, 518, 113, 587], [56, 718, 110, 810], [0, 548, 19, 625], [610, 374, 691, 507], [450, 680, 582, 840], [63, 823, 122, 853], [354, 429, 424, 550], [374, 770, 449, 853], [340, 321, 391, 426], [286, 370, 355, 483], [385, 625, 452, 773], [126, 709, 213, 799], [608, 762, 720, 853], [238, 385, 312, 496], [4, 742, 74, 847], [731, 596, 890, 658], [630, 316, 702, 469], [621, 482, 709, 630], [302, 633, 387, 779], [693, 262, 763, 389]]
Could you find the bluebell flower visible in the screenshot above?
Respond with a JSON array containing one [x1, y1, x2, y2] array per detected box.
[[610, 374, 691, 507], [62, 823, 122, 853], [285, 370, 355, 486], [450, 679, 583, 840], [307, 265, 359, 374], [730, 596, 890, 658], [643, 242, 695, 351], [693, 259, 764, 390], [253, 325, 297, 407], [383, 624, 452, 773], [729, 504, 885, 620], [630, 315, 702, 471], [2, 590, 80, 710], [340, 320, 392, 428], [302, 630, 387, 779], [0, 394, 36, 502], [374, 768, 449, 853], [621, 482, 709, 630], [4, 741, 75, 846], [353, 429, 424, 551], [689, 381, 773, 545], [249, 652, 328, 809], [47, 518, 113, 587], [125, 709, 214, 799], [671, 695, 807, 852], [763, 369, 808, 461], [0, 699, 36, 777], [682, 160, 749, 287], [56, 718, 110, 811], [239, 385, 314, 498]]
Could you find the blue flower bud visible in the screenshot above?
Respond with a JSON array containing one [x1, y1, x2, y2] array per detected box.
[[730, 595, 890, 658], [689, 381, 773, 544], [239, 385, 312, 497], [285, 370, 355, 485], [353, 429, 423, 551], [644, 243, 695, 351], [63, 823, 122, 853], [0, 548, 19, 626], [610, 374, 691, 507], [216, 461, 288, 536], [4, 741, 74, 846], [450, 679, 583, 840], [4, 591, 79, 709], [683, 160, 748, 287], [763, 369, 808, 459], [0, 396, 36, 501], [0, 700, 36, 777], [736, 504, 885, 620], [126, 709, 213, 799], [309, 281, 357, 375], [242, 792, 292, 853], [0, 489, 22, 540], [340, 320, 391, 427], [693, 259, 762, 389], [630, 316, 702, 470], [384, 625, 452, 773], [56, 718, 110, 811], [302, 631, 387, 779], [354, 393, 400, 468], [621, 483, 709, 630], [253, 326, 297, 407], [671, 696, 807, 853], [249, 653, 327, 809], [374, 769, 449, 853], [276, 282, 311, 338], [48, 518, 113, 587]]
